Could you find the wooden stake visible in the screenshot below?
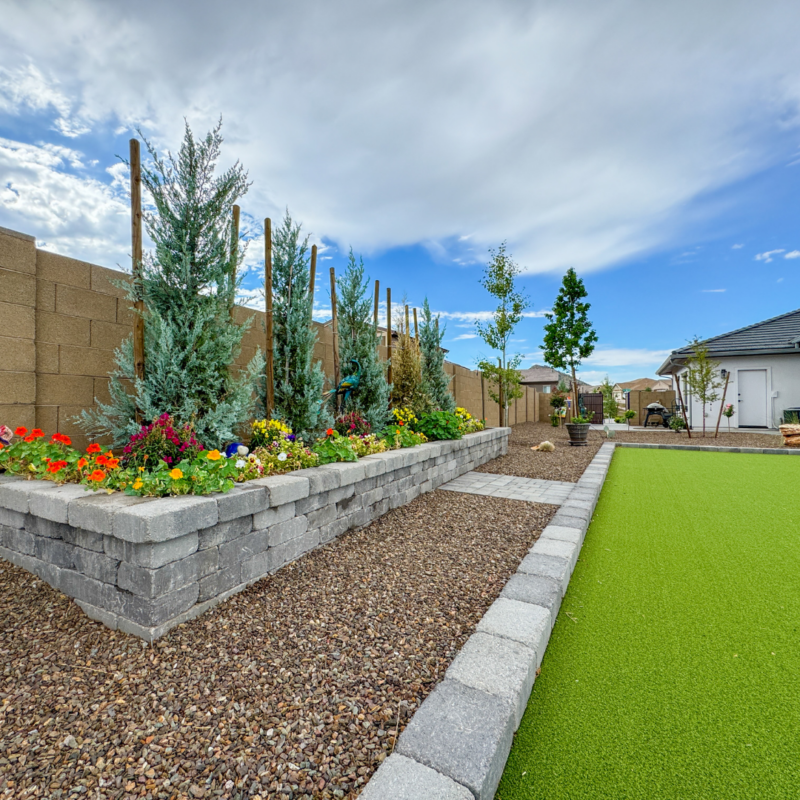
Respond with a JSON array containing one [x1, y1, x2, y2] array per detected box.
[[373, 279, 380, 330], [404, 304, 410, 338], [129, 139, 145, 423], [309, 244, 317, 321], [387, 287, 392, 385], [264, 218, 274, 418], [330, 267, 340, 388], [714, 372, 731, 439], [497, 357, 504, 427], [229, 204, 240, 317], [675, 369, 691, 439], [413, 307, 418, 343]]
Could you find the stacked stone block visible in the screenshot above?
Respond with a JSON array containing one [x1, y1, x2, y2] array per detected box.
[[0, 428, 508, 641]]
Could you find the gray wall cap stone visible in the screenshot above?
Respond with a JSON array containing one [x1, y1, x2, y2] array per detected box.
[[68, 494, 155, 536], [357, 455, 387, 478], [445, 631, 538, 728], [113, 496, 218, 543], [214, 484, 268, 522], [318, 461, 366, 486], [250, 474, 310, 505], [396, 679, 515, 800], [358, 754, 473, 800], [539, 524, 581, 545], [501, 573, 562, 629], [532, 538, 579, 573], [517, 552, 571, 594], [476, 597, 551, 667], [28, 484, 91, 523], [0, 480, 55, 513], [292, 466, 340, 494]]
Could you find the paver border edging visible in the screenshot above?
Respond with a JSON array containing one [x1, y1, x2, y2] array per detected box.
[[359, 442, 617, 800], [616, 442, 797, 455]]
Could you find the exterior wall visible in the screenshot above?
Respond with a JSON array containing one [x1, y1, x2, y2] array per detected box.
[[625, 390, 677, 426], [672, 354, 800, 429], [0, 427, 508, 640], [0, 226, 535, 439]]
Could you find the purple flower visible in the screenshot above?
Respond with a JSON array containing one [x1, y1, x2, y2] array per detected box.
[[287, 434, 296, 442]]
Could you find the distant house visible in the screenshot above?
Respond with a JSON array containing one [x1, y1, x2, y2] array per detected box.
[[612, 377, 672, 405], [519, 364, 592, 394], [657, 308, 800, 429]]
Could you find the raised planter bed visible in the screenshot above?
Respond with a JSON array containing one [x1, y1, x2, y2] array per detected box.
[[0, 428, 508, 640]]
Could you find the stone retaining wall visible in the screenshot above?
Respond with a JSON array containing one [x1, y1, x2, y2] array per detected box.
[[0, 428, 508, 640]]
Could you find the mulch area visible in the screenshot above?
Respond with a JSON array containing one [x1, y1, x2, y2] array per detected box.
[[476, 422, 787, 483], [0, 490, 555, 800]]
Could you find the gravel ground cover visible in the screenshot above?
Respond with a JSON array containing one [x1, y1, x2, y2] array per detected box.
[[497, 448, 800, 799], [0, 490, 555, 800], [476, 422, 785, 482]]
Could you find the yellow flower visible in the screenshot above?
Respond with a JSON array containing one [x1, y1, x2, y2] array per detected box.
[[169, 468, 183, 479], [138, 466, 145, 472], [206, 450, 222, 461], [133, 479, 143, 490]]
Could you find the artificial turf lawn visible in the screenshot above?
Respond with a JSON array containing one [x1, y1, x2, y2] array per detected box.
[[497, 448, 800, 800]]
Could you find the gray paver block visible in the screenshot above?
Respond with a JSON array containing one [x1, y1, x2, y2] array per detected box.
[[359, 754, 473, 800], [501, 573, 562, 628], [104, 531, 199, 569], [68, 493, 155, 535], [218, 529, 268, 571], [0, 480, 54, 513], [251, 474, 310, 505], [252, 501, 296, 531], [214, 484, 268, 521], [0, 507, 27, 529], [319, 461, 366, 486], [28, 484, 93, 523], [517, 552, 571, 593], [396, 679, 515, 800], [72, 548, 119, 584], [445, 632, 538, 728], [197, 516, 253, 549], [117, 548, 217, 599], [113, 496, 218, 543], [293, 466, 340, 494], [267, 515, 309, 546], [539, 524, 582, 544], [532, 538, 579, 572], [476, 597, 551, 666]]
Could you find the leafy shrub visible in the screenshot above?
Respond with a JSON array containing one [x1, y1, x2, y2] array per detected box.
[[250, 418, 293, 448], [347, 434, 388, 458], [416, 410, 464, 441], [252, 438, 319, 474], [669, 414, 687, 431], [391, 407, 418, 428], [312, 430, 359, 464], [334, 412, 371, 437], [122, 414, 203, 471], [569, 413, 592, 424], [550, 413, 561, 427], [382, 424, 428, 449], [454, 407, 485, 434]]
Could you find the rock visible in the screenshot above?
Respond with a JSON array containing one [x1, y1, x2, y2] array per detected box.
[[531, 441, 555, 452], [779, 424, 800, 448]]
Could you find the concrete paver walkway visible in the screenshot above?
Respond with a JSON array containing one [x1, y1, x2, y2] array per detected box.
[[440, 471, 573, 505]]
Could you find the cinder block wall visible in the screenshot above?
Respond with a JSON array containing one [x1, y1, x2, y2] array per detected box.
[[0, 225, 536, 441]]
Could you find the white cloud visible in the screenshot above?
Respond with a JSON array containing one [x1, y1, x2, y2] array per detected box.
[[755, 249, 785, 262], [2, 1, 800, 272], [701, 288, 726, 292], [583, 348, 672, 368], [437, 310, 549, 322], [452, 333, 478, 340], [731, 243, 744, 249], [784, 250, 800, 258]]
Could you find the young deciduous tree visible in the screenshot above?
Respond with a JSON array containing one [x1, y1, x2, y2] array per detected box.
[[541, 268, 597, 416], [79, 121, 264, 448], [419, 298, 455, 412], [475, 242, 529, 426], [269, 211, 331, 438], [335, 250, 390, 431], [684, 338, 723, 437], [600, 376, 618, 420]]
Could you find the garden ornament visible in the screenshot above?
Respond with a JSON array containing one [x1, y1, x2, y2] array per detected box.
[[225, 442, 249, 458], [0, 425, 12, 447], [327, 359, 362, 413]]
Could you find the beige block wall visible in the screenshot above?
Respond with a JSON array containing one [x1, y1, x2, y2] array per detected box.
[[626, 389, 677, 426], [0, 225, 534, 443]]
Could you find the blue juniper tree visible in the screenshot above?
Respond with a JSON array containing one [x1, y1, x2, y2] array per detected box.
[[419, 298, 455, 412]]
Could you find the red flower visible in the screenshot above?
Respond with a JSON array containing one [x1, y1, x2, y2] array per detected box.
[[14, 426, 28, 437], [46, 460, 67, 473], [77, 457, 88, 469], [398, 421, 404, 426], [60, 435, 72, 446], [96, 455, 108, 466], [24, 435, 35, 442], [88, 469, 106, 482], [326, 428, 334, 436], [86, 443, 102, 454], [31, 429, 44, 438]]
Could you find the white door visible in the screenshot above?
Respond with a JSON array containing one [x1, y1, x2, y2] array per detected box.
[[738, 369, 768, 427]]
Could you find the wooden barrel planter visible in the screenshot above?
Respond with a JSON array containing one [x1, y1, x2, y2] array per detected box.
[[566, 422, 590, 446]]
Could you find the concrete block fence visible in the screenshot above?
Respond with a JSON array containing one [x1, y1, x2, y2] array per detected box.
[[361, 442, 616, 800], [0, 427, 508, 641]]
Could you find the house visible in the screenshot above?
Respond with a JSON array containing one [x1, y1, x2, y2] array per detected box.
[[612, 377, 672, 405], [519, 364, 592, 394], [656, 308, 800, 429]]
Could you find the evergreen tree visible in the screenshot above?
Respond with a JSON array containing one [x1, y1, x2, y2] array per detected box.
[[419, 298, 455, 411], [542, 267, 597, 414], [79, 121, 264, 448], [335, 250, 390, 431], [269, 211, 331, 438]]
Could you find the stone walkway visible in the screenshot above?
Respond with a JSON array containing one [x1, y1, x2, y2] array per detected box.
[[440, 471, 574, 505]]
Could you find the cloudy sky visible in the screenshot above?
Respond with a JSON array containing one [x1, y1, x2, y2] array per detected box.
[[2, 0, 800, 383]]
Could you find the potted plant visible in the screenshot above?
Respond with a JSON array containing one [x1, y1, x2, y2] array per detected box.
[[566, 412, 592, 446]]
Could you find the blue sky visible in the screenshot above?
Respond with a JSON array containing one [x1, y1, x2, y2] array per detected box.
[[2, 0, 799, 384]]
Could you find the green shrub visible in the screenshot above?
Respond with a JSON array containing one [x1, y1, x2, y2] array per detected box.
[[416, 410, 463, 441], [312, 430, 359, 464], [252, 438, 319, 473], [382, 424, 427, 449], [121, 414, 203, 471]]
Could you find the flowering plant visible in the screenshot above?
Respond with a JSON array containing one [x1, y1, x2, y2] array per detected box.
[[347, 433, 388, 458], [391, 407, 417, 428], [382, 424, 428, 449], [253, 438, 319, 474], [334, 411, 371, 437], [416, 410, 464, 441], [232, 453, 265, 481], [722, 403, 735, 418], [454, 407, 485, 434], [250, 419, 293, 448], [312, 430, 359, 464], [122, 414, 203, 471]]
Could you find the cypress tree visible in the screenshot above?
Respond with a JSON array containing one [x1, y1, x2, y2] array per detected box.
[[79, 121, 264, 448], [335, 250, 390, 431], [419, 298, 455, 412], [270, 211, 331, 438]]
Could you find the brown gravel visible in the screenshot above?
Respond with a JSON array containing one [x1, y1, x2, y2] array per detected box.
[[476, 421, 787, 482], [0, 490, 555, 800]]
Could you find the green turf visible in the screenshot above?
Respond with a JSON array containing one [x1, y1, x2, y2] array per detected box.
[[497, 449, 800, 800]]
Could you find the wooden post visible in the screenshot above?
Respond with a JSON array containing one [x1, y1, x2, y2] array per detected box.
[[404, 304, 410, 338], [481, 374, 485, 421], [229, 204, 240, 317], [386, 287, 392, 385], [675, 369, 691, 439], [264, 218, 274, 418], [714, 372, 731, 438], [413, 307, 419, 343], [373, 279, 380, 330], [497, 357, 504, 427], [330, 267, 340, 389], [309, 244, 317, 321], [129, 139, 145, 423]]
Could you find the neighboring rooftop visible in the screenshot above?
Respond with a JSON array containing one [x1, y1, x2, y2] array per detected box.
[[658, 308, 800, 374], [520, 364, 591, 388]]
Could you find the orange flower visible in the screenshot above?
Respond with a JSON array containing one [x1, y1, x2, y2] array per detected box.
[[105, 451, 114, 458], [77, 457, 88, 469], [60, 434, 72, 446], [31, 429, 44, 438], [86, 443, 102, 454], [106, 458, 120, 469], [398, 421, 404, 426], [169, 468, 183, 480], [24, 435, 35, 443], [96, 455, 108, 466], [88, 469, 106, 482], [46, 460, 67, 473], [326, 428, 334, 436], [133, 479, 143, 490], [206, 449, 222, 461], [14, 426, 28, 437]]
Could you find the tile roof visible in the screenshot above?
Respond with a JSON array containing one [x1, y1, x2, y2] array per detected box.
[[520, 364, 590, 386]]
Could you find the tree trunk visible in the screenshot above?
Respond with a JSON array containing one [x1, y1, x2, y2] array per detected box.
[[571, 364, 578, 421]]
